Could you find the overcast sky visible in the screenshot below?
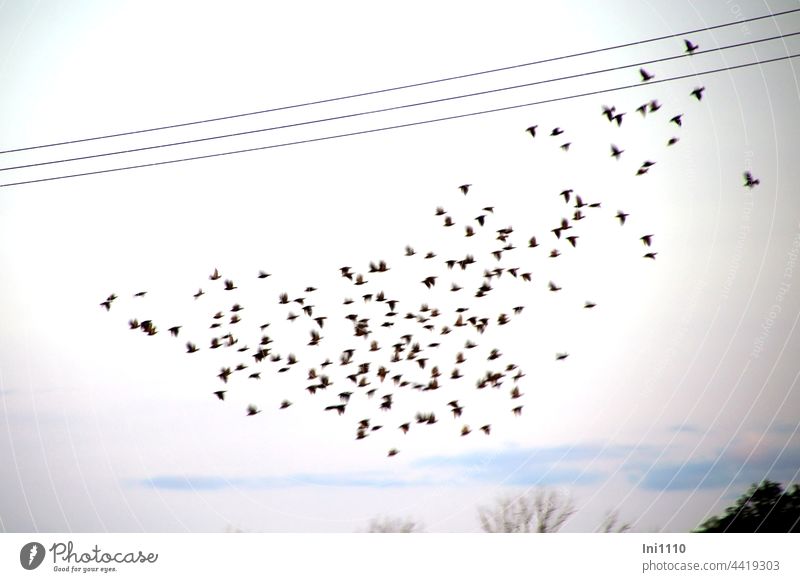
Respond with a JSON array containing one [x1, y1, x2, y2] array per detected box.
[[1, 0, 799, 533]]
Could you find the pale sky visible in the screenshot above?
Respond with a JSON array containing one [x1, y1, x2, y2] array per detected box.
[[1, 0, 799, 533]]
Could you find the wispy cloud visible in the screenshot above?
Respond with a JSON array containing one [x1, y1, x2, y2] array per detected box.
[[135, 436, 800, 493], [626, 443, 800, 491], [667, 424, 705, 434], [136, 444, 633, 491], [413, 444, 637, 486], [136, 472, 429, 491]]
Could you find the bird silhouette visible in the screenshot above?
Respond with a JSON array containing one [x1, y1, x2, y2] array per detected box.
[[744, 172, 760, 188], [684, 39, 699, 54], [421, 276, 437, 289], [691, 86, 705, 101], [639, 68, 654, 82]]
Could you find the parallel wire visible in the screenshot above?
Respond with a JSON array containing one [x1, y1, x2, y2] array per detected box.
[[1, 7, 798, 156], [2, 52, 797, 189], [3, 31, 797, 173]]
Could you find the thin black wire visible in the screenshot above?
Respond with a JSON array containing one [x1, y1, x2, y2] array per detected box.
[[1, 7, 798, 156], [2, 52, 796, 189], [4, 31, 797, 173]]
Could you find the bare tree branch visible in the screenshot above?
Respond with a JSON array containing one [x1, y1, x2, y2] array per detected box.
[[597, 509, 632, 533], [478, 489, 576, 533], [365, 516, 424, 533]]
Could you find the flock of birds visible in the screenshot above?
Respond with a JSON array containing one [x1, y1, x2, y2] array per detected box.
[[100, 39, 759, 457]]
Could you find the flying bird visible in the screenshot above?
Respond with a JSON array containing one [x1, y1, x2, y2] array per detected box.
[[743, 171, 760, 188], [526, 125, 537, 137], [684, 39, 699, 54], [639, 68, 654, 82], [690, 86, 705, 101], [99, 297, 115, 311]]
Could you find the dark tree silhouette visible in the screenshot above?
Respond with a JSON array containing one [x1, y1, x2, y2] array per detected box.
[[694, 480, 800, 532]]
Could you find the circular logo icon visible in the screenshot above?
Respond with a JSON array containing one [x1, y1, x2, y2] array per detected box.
[[20, 542, 46, 570]]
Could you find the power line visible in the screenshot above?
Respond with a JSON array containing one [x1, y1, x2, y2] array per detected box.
[[2, 52, 797, 189], [3, 30, 797, 173], [1, 7, 798, 156]]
